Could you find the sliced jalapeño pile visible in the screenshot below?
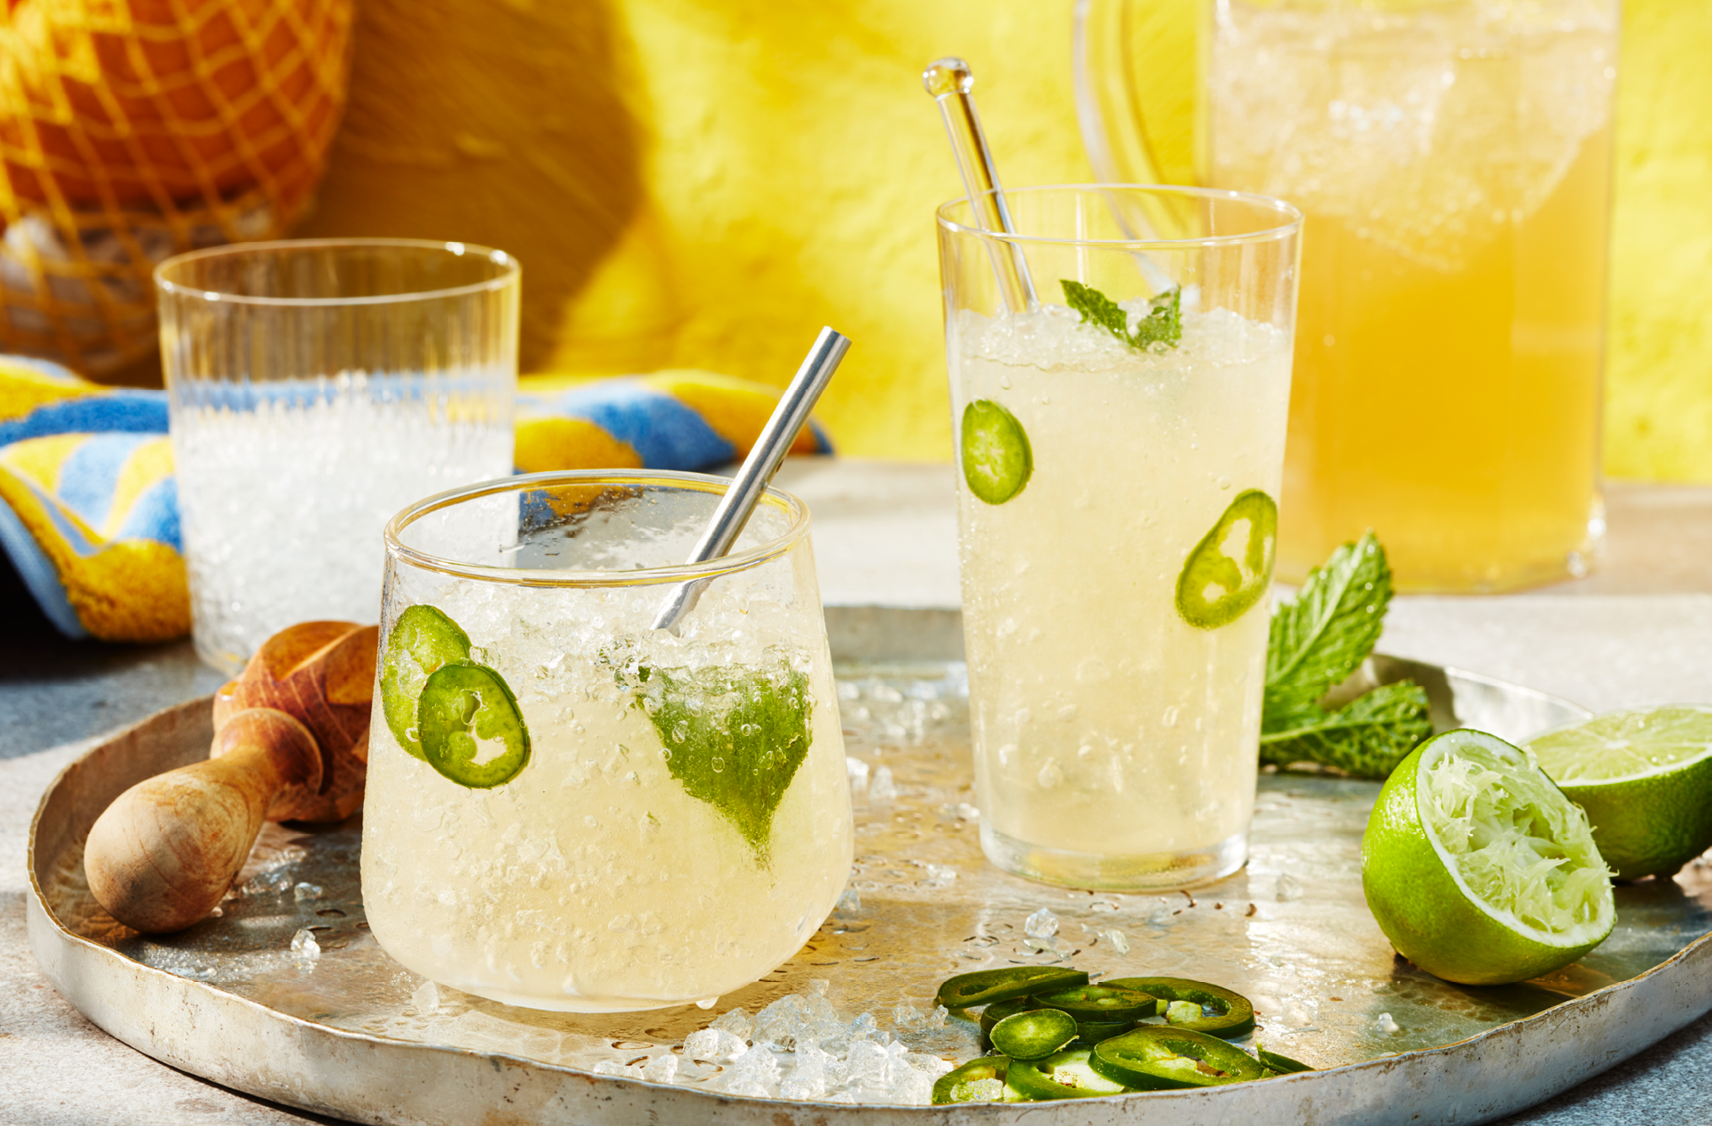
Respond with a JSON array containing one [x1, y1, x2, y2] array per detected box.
[[930, 966, 1312, 1104]]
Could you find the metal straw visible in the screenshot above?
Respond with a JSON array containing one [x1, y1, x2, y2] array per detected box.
[[923, 57, 1038, 313], [651, 327, 852, 634]]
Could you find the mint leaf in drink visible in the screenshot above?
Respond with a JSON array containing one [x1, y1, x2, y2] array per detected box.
[[1260, 682, 1432, 777], [630, 659, 813, 865], [1131, 286, 1181, 349], [1261, 532, 1431, 777], [1060, 279, 1181, 351]]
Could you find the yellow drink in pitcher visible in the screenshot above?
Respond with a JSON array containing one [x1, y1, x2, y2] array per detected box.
[[1208, 1, 1616, 591]]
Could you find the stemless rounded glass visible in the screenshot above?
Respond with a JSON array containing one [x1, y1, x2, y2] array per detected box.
[[157, 238, 519, 673], [938, 185, 1301, 891], [362, 470, 853, 1012]]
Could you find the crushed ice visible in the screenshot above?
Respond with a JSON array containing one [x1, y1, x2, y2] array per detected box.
[[1276, 873, 1304, 902], [643, 989, 952, 1103]]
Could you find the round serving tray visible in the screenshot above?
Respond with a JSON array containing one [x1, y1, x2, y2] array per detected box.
[[27, 654, 1712, 1125]]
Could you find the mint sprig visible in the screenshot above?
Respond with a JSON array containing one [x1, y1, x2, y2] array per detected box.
[[1061, 279, 1181, 351], [1260, 532, 1432, 777]]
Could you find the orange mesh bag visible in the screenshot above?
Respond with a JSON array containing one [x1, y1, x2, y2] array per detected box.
[[0, 0, 352, 374]]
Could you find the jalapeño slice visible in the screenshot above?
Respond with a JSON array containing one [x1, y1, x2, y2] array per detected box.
[[1257, 1046, 1315, 1074], [961, 399, 1033, 505], [936, 967, 1089, 1011], [989, 1008, 1079, 1061], [418, 663, 532, 788], [1032, 983, 1158, 1023], [979, 995, 1039, 1035], [1074, 1020, 1136, 1048], [1175, 488, 1277, 629], [1103, 976, 1255, 1039], [381, 604, 473, 760], [1088, 1026, 1269, 1091], [930, 1056, 1025, 1105], [1006, 1049, 1133, 1100]]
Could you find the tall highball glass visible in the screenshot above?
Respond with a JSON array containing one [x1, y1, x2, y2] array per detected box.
[[938, 185, 1301, 890]]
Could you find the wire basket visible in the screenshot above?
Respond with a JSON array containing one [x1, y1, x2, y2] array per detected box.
[[0, 0, 353, 375]]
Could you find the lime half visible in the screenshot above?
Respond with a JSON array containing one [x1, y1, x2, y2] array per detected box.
[[1361, 728, 1614, 985], [1525, 705, 1712, 880], [961, 399, 1032, 505], [1175, 489, 1276, 629]]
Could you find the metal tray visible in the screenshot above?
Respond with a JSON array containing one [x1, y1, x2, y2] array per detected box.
[[27, 651, 1712, 1125]]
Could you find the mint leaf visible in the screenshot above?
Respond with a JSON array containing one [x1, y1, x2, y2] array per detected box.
[[1060, 279, 1181, 351], [1265, 531, 1391, 714], [1260, 682, 1433, 777], [629, 660, 813, 865], [1132, 286, 1181, 349], [1260, 532, 1431, 778]]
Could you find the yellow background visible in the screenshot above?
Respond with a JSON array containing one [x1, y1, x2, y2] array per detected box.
[[294, 0, 1710, 473]]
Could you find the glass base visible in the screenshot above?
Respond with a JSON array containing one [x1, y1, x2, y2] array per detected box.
[[980, 823, 1248, 892]]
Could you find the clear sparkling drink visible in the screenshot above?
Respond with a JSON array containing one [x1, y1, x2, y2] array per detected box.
[[362, 473, 853, 1011], [937, 186, 1301, 890], [952, 304, 1292, 884], [174, 378, 512, 670]]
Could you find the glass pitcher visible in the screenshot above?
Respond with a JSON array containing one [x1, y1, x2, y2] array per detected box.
[[1076, 0, 1618, 593]]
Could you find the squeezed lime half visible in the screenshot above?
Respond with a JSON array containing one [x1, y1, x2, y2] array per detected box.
[[1361, 728, 1614, 985]]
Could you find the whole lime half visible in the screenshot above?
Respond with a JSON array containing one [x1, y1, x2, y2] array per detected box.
[[1526, 705, 1712, 880]]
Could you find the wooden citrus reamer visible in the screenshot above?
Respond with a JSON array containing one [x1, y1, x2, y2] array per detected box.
[[84, 621, 377, 933]]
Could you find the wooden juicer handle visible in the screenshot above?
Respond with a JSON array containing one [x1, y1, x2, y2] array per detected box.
[[84, 621, 378, 934]]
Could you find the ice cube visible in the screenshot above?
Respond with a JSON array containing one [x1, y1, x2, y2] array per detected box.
[[683, 1028, 749, 1062], [869, 766, 898, 802], [710, 1006, 753, 1041], [712, 1044, 781, 1097], [288, 928, 320, 961], [847, 1012, 879, 1043], [1024, 907, 1059, 939], [642, 1053, 679, 1084], [410, 980, 440, 1015], [1376, 1012, 1401, 1035], [1102, 928, 1131, 955], [753, 995, 811, 1049], [844, 1038, 889, 1085], [1277, 873, 1304, 902], [780, 1040, 831, 1100], [834, 887, 862, 915], [891, 1002, 927, 1032], [292, 882, 324, 902], [592, 1060, 646, 1080]]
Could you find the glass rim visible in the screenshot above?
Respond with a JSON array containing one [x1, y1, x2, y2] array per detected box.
[[384, 469, 812, 588], [154, 237, 521, 307], [935, 184, 1304, 248]]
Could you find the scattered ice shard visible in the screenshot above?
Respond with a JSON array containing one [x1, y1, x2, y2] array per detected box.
[[1024, 907, 1060, 939], [1277, 873, 1304, 902], [869, 765, 898, 802], [288, 928, 320, 961]]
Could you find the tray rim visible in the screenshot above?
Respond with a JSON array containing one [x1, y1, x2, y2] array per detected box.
[[25, 664, 1712, 1126]]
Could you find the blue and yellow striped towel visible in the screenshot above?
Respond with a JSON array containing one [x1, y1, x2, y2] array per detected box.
[[0, 357, 830, 643]]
